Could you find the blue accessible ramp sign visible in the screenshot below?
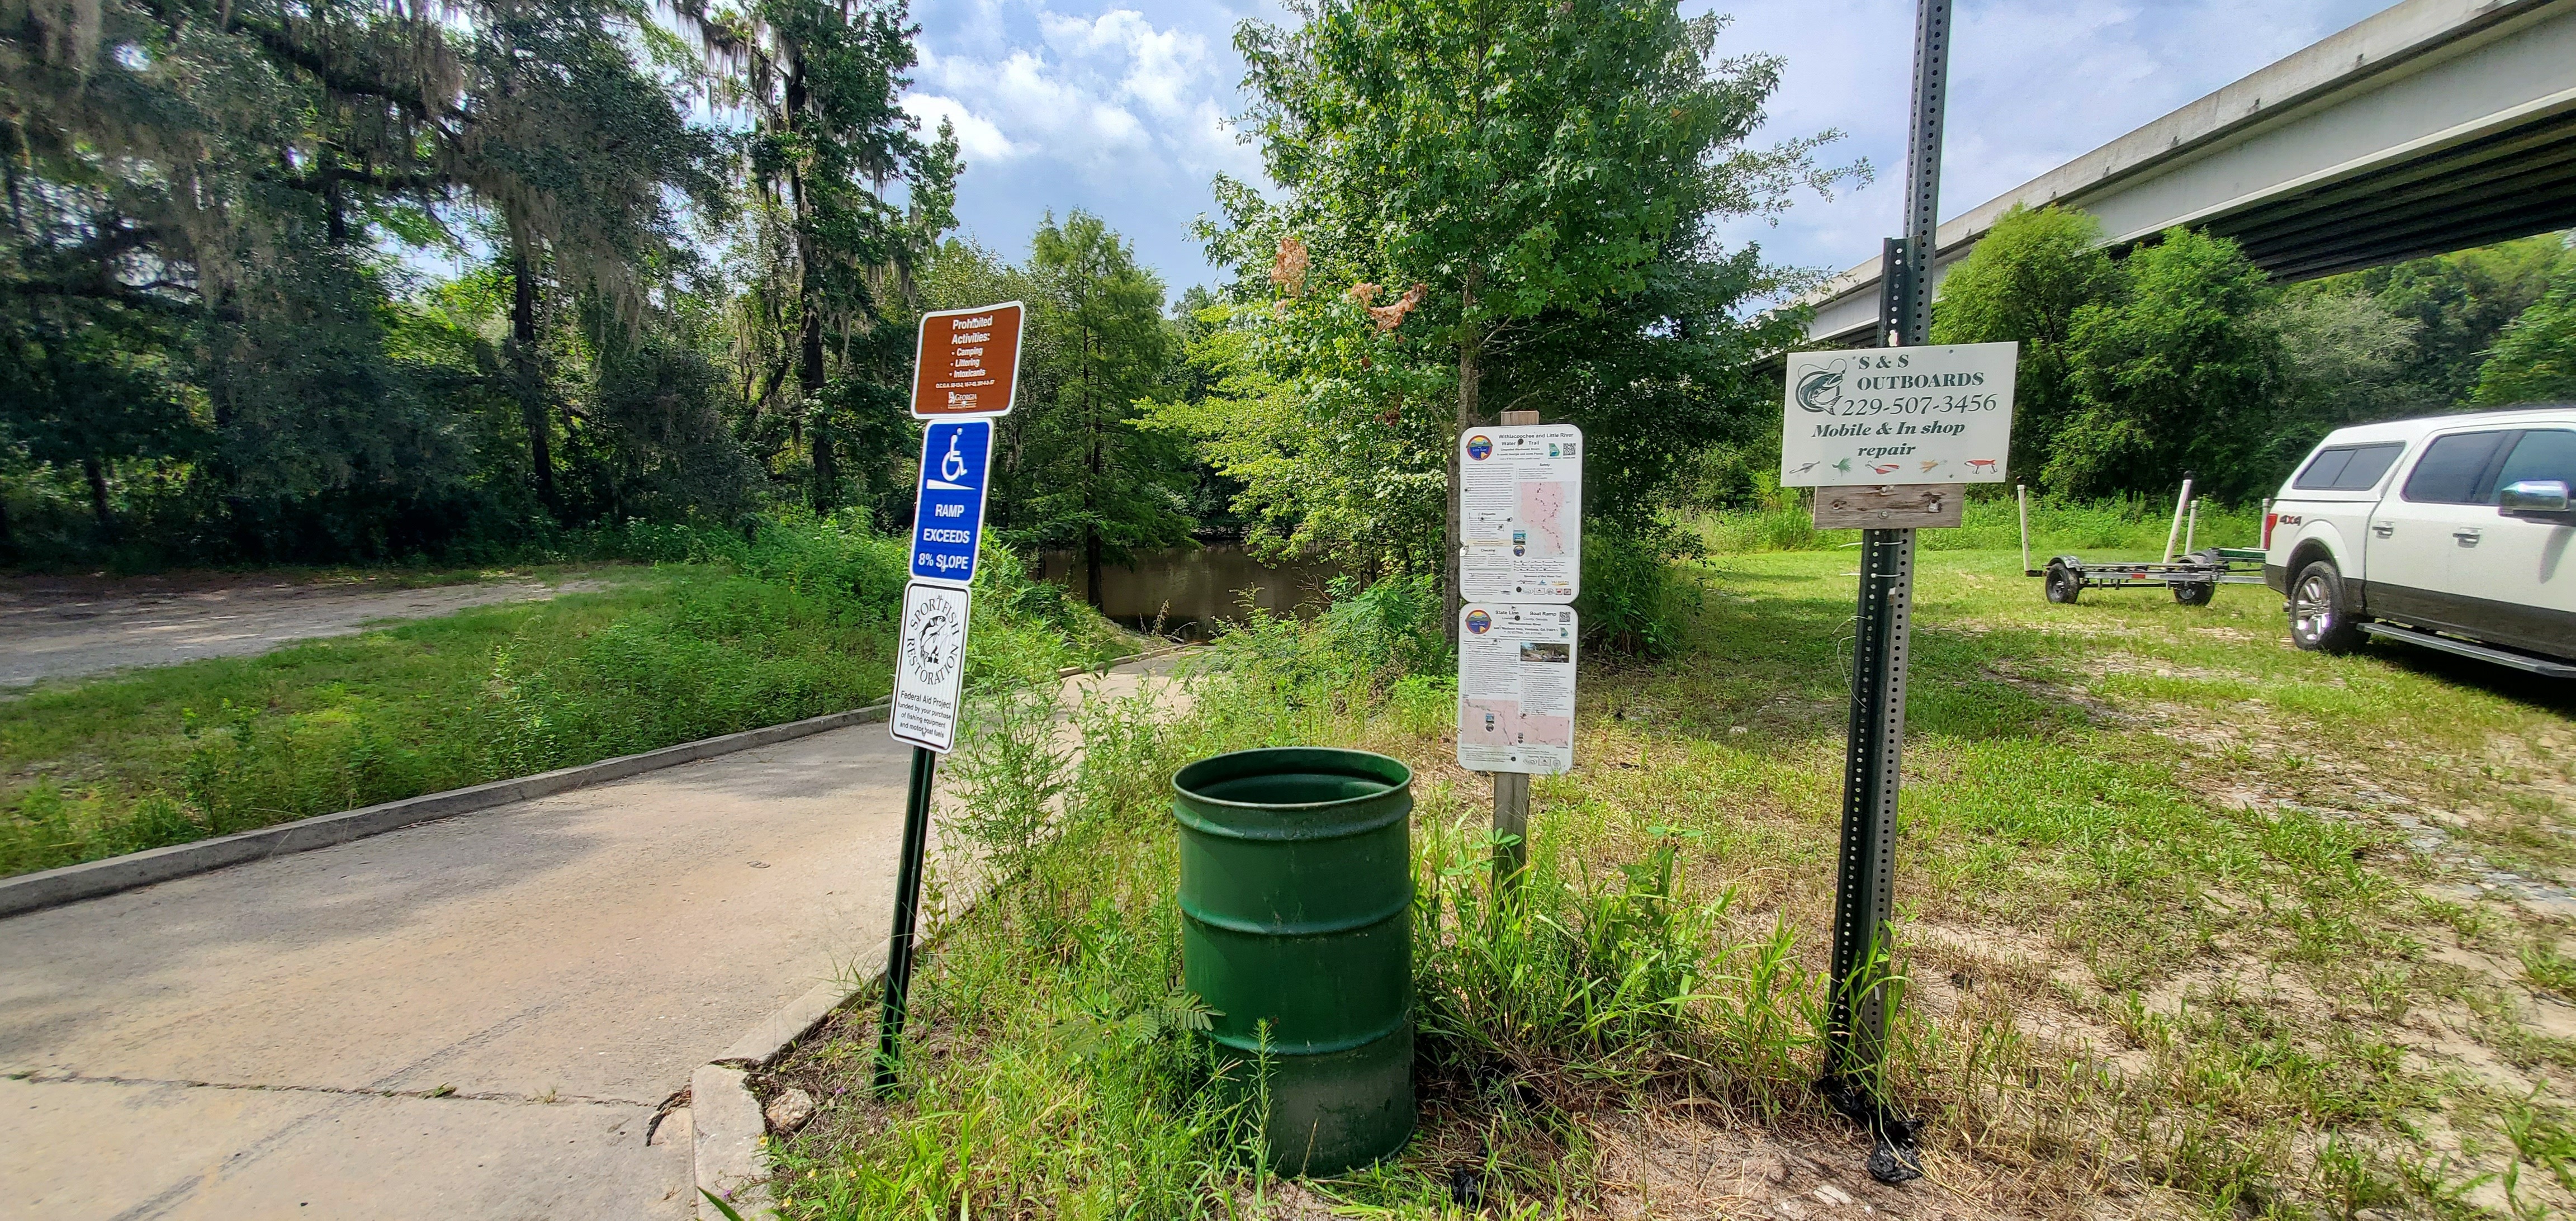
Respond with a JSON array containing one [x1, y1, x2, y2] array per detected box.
[[911, 418, 992, 586]]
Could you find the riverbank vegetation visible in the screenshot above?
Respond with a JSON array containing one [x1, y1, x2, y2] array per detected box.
[[0, 519, 1130, 878], [763, 546, 2576, 1219]]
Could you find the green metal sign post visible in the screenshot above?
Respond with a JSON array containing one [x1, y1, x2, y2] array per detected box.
[[1821, 0, 1949, 1185]]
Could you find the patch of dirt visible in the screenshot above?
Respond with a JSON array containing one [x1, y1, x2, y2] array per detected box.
[[1590, 1111, 2058, 1220]]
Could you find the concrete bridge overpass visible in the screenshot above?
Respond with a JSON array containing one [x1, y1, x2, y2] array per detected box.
[[1801, 0, 2576, 348]]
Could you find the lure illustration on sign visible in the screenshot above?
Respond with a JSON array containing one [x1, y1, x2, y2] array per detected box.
[[910, 419, 991, 586]]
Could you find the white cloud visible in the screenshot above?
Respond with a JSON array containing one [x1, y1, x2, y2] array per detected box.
[[909, 1, 1271, 288], [903, 93, 1021, 163], [1706, 0, 2400, 276], [908, 0, 2402, 294]]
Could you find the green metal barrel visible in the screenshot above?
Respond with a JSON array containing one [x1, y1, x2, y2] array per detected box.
[[1172, 747, 1415, 1176]]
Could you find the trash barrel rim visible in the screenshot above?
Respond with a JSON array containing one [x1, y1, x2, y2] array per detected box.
[[1170, 746, 1413, 812]]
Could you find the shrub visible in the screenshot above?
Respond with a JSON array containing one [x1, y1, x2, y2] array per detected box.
[[1578, 528, 1699, 657]]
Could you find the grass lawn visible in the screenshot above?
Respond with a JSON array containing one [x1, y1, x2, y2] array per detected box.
[[1, 526, 1135, 878], [760, 543, 2576, 1220]]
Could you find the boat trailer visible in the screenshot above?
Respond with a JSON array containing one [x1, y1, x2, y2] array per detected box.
[[2019, 478, 2268, 606]]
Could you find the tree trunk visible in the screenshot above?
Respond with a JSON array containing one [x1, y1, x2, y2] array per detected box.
[[509, 247, 557, 514], [1446, 268, 1483, 646], [1085, 529, 1104, 615], [320, 147, 347, 246], [802, 310, 836, 513], [83, 456, 113, 536]]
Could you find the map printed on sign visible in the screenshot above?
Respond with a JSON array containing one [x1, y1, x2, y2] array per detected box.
[[1778, 341, 2018, 487], [911, 302, 1025, 418], [1460, 424, 1583, 602], [1456, 604, 1579, 775], [910, 419, 991, 586], [890, 582, 971, 753]]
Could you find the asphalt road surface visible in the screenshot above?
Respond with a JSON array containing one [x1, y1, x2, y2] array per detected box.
[[0, 656, 1181, 1219], [0, 573, 603, 690]]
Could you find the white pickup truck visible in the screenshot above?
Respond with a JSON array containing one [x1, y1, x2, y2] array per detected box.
[[2264, 406, 2576, 676]]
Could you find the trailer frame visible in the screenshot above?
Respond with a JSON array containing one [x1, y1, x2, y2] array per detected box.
[[2018, 480, 2268, 606]]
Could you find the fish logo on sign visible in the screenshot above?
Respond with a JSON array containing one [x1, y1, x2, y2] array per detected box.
[[1796, 363, 1846, 413], [1466, 435, 1493, 461], [1465, 609, 1492, 635], [903, 593, 965, 686]]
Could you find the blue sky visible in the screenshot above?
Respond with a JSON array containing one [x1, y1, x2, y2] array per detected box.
[[906, 0, 2400, 301]]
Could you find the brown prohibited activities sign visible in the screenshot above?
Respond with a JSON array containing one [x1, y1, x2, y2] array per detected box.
[[911, 301, 1024, 418]]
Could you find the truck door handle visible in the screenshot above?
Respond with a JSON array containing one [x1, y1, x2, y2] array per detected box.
[[2455, 528, 2482, 543], [2373, 523, 2394, 537]]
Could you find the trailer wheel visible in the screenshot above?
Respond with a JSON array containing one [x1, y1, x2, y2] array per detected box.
[[2172, 581, 2216, 606], [2044, 562, 2081, 604], [2289, 558, 2365, 653]]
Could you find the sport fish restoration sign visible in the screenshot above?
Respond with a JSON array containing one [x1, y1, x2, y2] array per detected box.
[[912, 302, 1025, 418], [1779, 342, 2017, 486], [891, 582, 971, 753]]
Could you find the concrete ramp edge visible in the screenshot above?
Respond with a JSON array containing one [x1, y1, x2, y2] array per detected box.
[[0, 701, 892, 919]]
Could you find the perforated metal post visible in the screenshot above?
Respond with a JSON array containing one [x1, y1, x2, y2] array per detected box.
[[1826, 524, 1913, 1073], [1825, 1, 1947, 1141]]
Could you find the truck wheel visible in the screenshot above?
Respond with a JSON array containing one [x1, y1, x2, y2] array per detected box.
[[2172, 581, 2217, 606], [2045, 562, 2081, 604], [2289, 559, 2365, 653]]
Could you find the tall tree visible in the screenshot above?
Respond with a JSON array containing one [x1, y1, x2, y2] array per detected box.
[[2342, 232, 2566, 407], [0, 303, 197, 534], [1014, 212, 1190, 609], [2474, 254, 2576, 406], [1205, 0, 1853, 628], [2, 0, 728, 553], [705, 0, 958, 514], [1930, 205, 2119, 481], [2049, 228, 2284, 501], [465, 0, 727, 517]]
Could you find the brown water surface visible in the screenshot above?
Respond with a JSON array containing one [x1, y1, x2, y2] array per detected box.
[[1039, 543, 1339, 632]]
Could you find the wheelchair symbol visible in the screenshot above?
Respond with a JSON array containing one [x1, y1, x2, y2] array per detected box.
[[941, 433, 968, 482]]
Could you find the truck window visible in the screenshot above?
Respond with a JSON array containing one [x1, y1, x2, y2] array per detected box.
[[2492, 429, 2576, 496], [2401, 431, 2515, 504], [2293, 443, 2405, 490]]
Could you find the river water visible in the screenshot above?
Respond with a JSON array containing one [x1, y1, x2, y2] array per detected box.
[[1038, 543, 1339, 634]]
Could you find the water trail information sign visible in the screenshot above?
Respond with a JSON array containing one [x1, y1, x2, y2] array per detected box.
[[910, 419, 992, 586], [1455, 603, 1579, 775], [1778, 342, 2017, 486], [891, 582, 971, 753], [1459, 424, 1583, 602], [911, 302, 1025, 418]]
